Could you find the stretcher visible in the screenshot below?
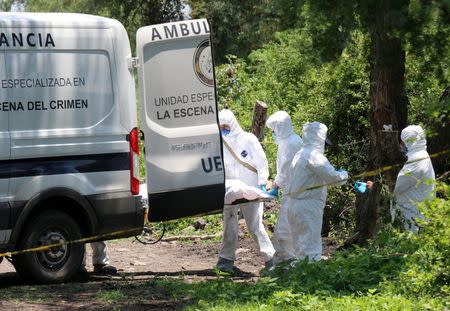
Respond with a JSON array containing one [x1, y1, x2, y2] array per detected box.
[[139, 179, 276, 210], [224, 179, 276, 205]]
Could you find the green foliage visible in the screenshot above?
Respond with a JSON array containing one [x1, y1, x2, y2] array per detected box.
[[97, 289, 125, 303], [151, 214, 223, 238], [189, 0, 283, 63], [406, 0, 450, 126], [216, 29, 370, 176], [158, 184, 449, 310], [392, 182, 450, 296], [215, 28, 370, 231], [0, 0, 14, 11]]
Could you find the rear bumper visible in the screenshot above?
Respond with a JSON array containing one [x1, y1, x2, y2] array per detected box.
[[87, 191, 144, 240]]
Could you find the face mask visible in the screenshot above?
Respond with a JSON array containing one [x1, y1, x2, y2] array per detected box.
[[221, 129, 230, 136]]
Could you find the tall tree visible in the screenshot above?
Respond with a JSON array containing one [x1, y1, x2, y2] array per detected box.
[[303, 0, 449, 245], [349, 0, 409, 245], [194, 0, 448, 243]]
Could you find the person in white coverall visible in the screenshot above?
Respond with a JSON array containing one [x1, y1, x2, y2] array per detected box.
[[393, 125, 435, 233], [81, 242, 117, 274], [286, 122, 348, 262], [266, 111, 304, 265], [216, 109, 275, 272]]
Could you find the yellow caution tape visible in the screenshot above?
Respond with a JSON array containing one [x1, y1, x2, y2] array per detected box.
[[0, 149, 448, 259], [0, 228, 140, 258], [287, 149, 449, 196]]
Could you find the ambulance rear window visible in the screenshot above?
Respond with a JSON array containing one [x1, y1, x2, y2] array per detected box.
[[3, 51, 114, 131]]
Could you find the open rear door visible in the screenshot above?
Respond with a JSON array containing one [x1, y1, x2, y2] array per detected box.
[[136, 19, 225, 222]]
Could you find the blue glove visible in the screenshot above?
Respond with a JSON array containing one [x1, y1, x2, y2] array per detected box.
[[337, 168, 345, 173], [354, 181, 367, 193], [259, 184, 266, 191], [267, 187, 278, 197]]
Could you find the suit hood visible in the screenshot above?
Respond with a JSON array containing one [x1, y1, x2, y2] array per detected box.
[[266, 111, 295, 140], [302, 121, 327, 153], [401, 125, 427, 157], [219, 109, 243, 137]]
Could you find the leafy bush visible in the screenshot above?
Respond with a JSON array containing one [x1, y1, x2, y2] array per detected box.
[[392, 181, 450, 296], [215, 29, 370, 234], [158, 182, 449, 310]]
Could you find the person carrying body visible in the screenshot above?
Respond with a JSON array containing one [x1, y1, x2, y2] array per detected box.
[[286, 121, 347, 262], [393, 125, 435, 233], [265, 111, 304, 265], [216, 109, 275, 273]]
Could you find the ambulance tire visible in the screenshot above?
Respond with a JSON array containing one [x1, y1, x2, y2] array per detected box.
[[12, 210, 84, 284]]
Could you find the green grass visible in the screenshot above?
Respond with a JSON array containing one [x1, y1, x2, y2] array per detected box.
[[96, 289, 125, 303], [158, 229, 447, 310], [1, 222, 448, 310], [164, 183, 449, 310]]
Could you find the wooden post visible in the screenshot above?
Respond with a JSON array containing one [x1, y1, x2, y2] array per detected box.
[[252, 100, 268, 142]]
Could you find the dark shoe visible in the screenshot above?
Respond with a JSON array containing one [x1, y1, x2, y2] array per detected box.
[[260, 259, 275, 277], [264, 258, 274, 270], [93, 264, 117, 274], [79, 266, 88, 274], [215, 257, 234, 274]]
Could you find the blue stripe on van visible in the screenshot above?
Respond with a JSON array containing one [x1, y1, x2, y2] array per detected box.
[[0, 152, 130, 179]]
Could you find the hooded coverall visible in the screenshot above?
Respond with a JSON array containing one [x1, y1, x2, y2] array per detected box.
[[393, 125, 435, 233], [218, 109, 275, 264], [266, 111, 304, 264], [286, 122, 347, 261]]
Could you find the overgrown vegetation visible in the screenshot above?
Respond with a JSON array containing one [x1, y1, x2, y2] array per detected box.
[[162, 183, 449, 310], [2, 183, 446, 309]]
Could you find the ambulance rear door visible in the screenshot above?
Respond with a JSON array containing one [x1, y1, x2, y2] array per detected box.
[[136, 19, 225, 222]]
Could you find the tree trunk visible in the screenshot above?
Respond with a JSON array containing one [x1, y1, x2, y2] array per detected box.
[[428, 86, 450, 177], [347, 0, 409, 246], [252, 100, 268, 142]]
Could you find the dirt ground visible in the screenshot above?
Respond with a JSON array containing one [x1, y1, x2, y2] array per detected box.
[[0, 219, 337, 310], [0, 221, 266, 279]]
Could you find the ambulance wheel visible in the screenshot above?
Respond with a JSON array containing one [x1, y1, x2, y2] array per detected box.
[[12, 210, 84, 284]]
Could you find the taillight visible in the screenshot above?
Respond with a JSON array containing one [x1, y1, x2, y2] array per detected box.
[[130, 128, 140, 195]]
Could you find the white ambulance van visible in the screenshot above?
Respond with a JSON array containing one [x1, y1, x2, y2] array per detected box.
[[0, 13, 225, 283]]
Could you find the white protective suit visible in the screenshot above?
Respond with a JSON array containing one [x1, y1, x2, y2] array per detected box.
[[393, 125, 435, 233], [286, 122, 348, 261], [266, 111, 304, 264], [218, 109, 275, 263]]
